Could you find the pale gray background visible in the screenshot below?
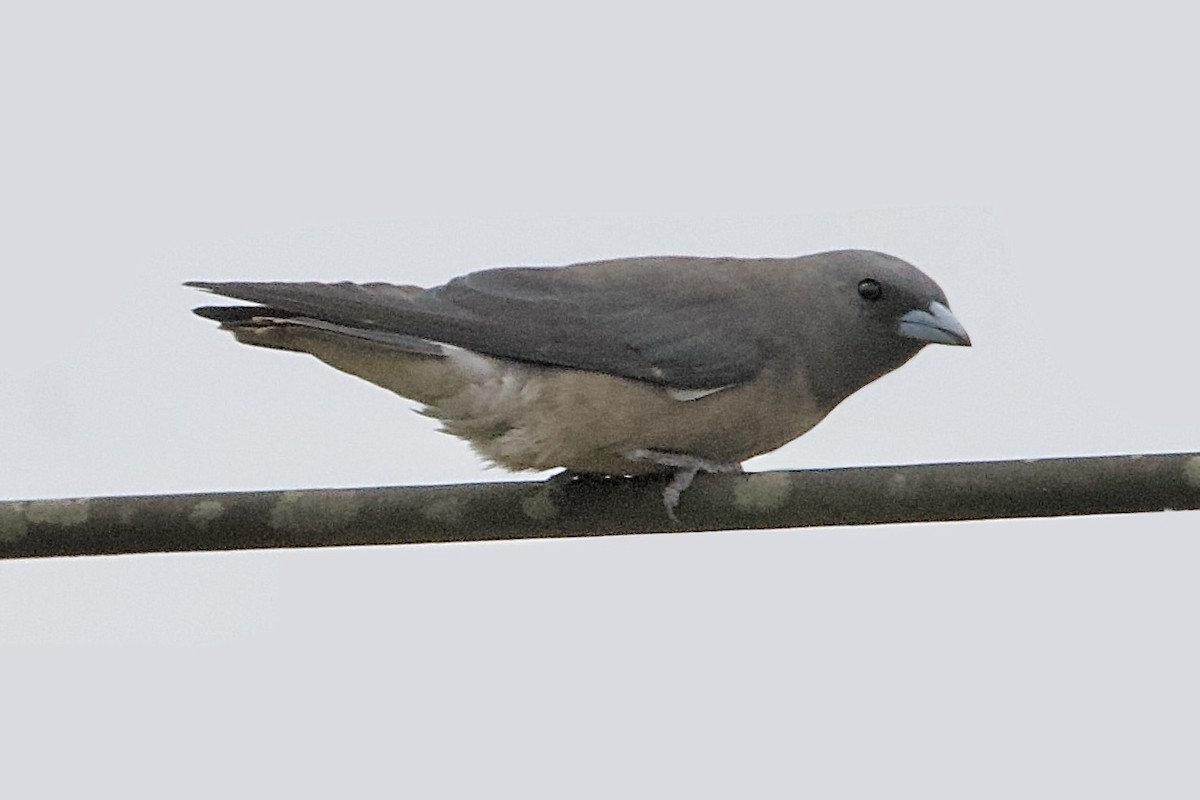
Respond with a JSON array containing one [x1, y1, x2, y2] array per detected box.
[[2, 1, 1197, 797]]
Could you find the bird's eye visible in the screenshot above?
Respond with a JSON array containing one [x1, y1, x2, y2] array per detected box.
[[857, 278, 883, 301]]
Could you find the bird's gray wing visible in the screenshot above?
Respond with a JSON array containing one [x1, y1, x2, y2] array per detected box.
[[188, 257, 769, 389]]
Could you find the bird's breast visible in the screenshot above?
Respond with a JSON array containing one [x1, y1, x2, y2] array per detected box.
[[428, 360, 830, 475]]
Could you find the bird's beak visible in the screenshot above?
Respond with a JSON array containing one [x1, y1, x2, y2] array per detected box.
[[898, 301, 971, 347]]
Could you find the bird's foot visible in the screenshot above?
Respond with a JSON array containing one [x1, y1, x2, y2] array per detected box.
[[623, 450, 743, 522]]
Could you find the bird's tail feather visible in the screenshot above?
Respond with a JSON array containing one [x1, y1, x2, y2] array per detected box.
[[191, 304, 481, 404], [192, 305, 444, 356]]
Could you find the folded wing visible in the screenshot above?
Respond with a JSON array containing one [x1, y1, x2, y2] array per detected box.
[[188, 256, 768, 390]]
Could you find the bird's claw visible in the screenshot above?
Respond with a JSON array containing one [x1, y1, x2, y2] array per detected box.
[[623, 449, 742, 522]]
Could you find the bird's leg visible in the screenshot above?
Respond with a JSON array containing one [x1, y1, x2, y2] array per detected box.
[[623, 449, 743, 522], [544, 469, 622, 488], [545, 468, 584, 487]]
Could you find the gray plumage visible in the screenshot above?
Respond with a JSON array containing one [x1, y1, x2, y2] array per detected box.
[[188, 250, 970, 513]]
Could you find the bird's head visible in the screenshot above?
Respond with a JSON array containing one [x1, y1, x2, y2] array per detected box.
[[787, 249, 970, 405]]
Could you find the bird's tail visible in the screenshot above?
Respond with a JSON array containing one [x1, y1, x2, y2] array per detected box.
[[190, 303, 497, 405]]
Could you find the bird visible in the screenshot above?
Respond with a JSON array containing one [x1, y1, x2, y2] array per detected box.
[[188, 250, 970, 518]]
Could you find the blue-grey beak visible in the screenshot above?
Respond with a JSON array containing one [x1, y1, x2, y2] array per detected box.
[[898, 301, 971, 346]]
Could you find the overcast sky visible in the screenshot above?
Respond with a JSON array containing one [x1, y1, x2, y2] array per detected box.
[[2, 2, 1197, 797]]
